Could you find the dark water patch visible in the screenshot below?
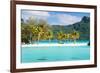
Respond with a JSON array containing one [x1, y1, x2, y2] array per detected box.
[[37, 58, 48, 61]]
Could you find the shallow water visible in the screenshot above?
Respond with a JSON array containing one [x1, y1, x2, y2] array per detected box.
[[31, 40, 89, 44], [21, 45, 90, 63]]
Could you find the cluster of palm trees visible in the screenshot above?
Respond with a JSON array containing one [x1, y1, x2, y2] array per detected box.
[[21, 17, 53, 44], [57, 30, 80, 44], [21, 17, 80, 44]]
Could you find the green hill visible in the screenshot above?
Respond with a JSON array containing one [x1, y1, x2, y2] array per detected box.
[[52, 16, 90, 40]]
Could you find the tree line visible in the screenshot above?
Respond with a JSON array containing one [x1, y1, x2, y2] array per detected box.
[[21, 17, 80, 44]]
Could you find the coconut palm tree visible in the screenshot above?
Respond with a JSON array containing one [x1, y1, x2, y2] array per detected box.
[[70, 30, 80, 43], [27, 18, 38, 43], [37, 19, 53, 43], [46, 30, 53, 43], [21, 24, 33, 44], [64, 34, 69, 42], [57, 31, 65, 44], [37, 26, 44, 44]]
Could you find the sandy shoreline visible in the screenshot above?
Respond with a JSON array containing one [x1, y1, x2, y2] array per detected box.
[[22, 43, 88, 47]]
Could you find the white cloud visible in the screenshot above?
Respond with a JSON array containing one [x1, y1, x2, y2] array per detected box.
[[28, 11, 50, 17], [22, 10, 82, 25], [57, 14, 81, 25], [27, 11, 50, 20]]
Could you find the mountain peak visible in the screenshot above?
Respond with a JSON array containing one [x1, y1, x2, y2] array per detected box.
[[81, 16, 90, 23]]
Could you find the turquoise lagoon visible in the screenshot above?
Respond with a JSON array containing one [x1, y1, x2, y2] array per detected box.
[[21, 40, 90, 63]]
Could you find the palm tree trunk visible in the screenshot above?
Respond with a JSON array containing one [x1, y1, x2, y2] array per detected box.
[[30, 33, 32, 44], [37, 33, 40, 44]]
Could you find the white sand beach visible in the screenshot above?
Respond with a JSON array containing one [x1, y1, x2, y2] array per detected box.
[[22, 43, 88, 47]]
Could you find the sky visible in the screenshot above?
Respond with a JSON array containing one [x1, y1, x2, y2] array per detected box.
[[21, 9, 90, 26]]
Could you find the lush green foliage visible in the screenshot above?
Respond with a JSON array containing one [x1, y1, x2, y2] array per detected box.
[[21, 16, 89, 44], [52, 16, 90, 40]]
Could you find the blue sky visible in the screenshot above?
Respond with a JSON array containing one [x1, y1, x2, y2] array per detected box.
[[21, 10, 90, 25]]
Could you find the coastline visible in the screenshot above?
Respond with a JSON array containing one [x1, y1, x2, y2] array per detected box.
[[22, 43, 88, 47]]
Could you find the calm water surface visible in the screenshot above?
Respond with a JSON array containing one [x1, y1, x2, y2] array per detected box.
[[21, 45, 90, 63]]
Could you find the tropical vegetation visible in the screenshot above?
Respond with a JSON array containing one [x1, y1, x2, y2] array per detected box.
[[21, 16, 90, 44]]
